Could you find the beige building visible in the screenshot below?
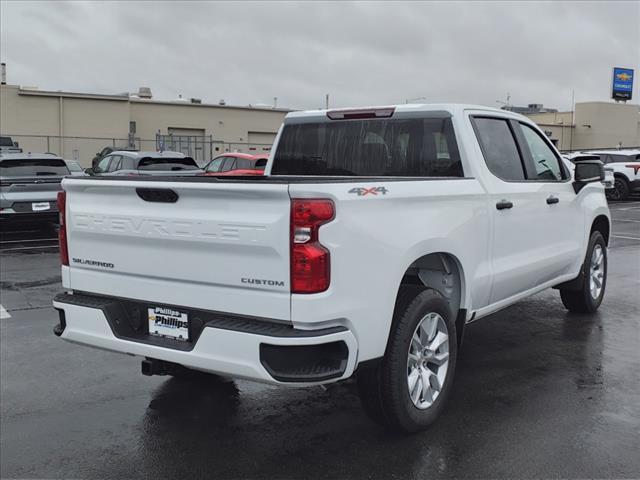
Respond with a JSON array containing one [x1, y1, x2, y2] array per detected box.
[[3, 80, 639, 165], [0, 83, 289, 166], [526, 101, 640, 151]]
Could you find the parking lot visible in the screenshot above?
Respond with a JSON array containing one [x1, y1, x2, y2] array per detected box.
[[1, 201, 639, 479]]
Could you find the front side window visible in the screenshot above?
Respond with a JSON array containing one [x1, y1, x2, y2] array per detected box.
[[271, 117, 463, 177], [66, 161, 83, 172], [519, 123, 564, 181], [95, 156, 112, 173], [472, 117, 525, 181], [107, 155, 122, 172], [206, 157, 224, 172]]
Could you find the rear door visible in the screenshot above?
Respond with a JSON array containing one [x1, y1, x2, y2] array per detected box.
[[471, 114, 583, 305], [471, 115, 556, 304], [63, 178, 292, 320]]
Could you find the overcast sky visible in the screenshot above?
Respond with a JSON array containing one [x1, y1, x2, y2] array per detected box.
[[1, 1, 638, 111]]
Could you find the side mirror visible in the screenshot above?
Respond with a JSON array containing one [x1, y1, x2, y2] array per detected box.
[[84, 168, 95, 175], [573, 160, 604, 193], [13, 141, 19, 147]]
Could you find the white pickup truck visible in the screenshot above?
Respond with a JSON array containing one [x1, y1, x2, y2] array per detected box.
[[53, 104, 610, 432]]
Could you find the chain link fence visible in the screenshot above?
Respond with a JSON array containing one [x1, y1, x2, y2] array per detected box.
[[4, 134, 273, 167]]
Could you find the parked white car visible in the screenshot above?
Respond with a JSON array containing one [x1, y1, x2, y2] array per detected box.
[[567, 150, 640, 200], [53, 104, 610, 432]]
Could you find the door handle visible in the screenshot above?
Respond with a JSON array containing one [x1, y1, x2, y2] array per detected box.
[[496, 200, 513, 210], [546, 195, 559, 205]]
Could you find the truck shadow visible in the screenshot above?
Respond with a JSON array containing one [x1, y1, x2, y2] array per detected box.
[[136, 291, 606, 479]]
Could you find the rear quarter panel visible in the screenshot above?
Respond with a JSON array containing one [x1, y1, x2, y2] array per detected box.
[[289, 178, 491, 362]]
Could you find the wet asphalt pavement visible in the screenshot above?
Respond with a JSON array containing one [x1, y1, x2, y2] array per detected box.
[[1, 203, 639, 479]]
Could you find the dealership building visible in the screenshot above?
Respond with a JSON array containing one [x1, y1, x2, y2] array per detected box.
[[0, 82, 289, 166], [2, 77, 639, 166], [521, 101, 640, 151]]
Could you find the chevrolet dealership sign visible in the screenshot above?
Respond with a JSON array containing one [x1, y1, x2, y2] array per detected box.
[[612, 67, 634, 101]]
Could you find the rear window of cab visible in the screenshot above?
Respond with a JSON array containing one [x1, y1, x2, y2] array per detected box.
[[137, 157, 199, 171], [271, 117, 463, 177]]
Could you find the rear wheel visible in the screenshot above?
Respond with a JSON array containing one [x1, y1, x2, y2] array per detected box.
[[357, 288, 457, 432], [560, 231, 607, 313], [606, 176, 629, 201]]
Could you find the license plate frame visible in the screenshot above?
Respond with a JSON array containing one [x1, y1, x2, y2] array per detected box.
[[148, 307, 190, 342]]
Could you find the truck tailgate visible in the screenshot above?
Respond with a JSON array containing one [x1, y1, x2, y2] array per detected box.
[[63, 178, 291, 321]]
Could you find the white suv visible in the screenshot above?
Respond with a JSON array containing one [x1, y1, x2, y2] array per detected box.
[[569, 150, 640, 200]]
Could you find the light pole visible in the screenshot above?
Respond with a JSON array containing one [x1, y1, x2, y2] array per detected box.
[[496, 93, 511, 109]]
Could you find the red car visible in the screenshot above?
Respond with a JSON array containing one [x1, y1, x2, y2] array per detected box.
[[200, 153, 268, 176]]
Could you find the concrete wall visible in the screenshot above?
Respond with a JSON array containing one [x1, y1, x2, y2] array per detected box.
[[526, 111, 574, 150], [130, 100, 284, 146], [572, 102, 639, 150]]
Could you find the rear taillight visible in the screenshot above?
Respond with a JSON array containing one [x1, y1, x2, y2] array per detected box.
[[290, 199, 335, 294], [57, 191, 69, 266]]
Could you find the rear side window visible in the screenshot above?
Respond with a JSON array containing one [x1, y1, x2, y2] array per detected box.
[[271, 117, 463, 177], [137, 157, 199, 171], [235, 158, 254, 170], [472, 117, 525, 181], [0, 158, 70, 177], [220, 157, 235, 172], [607, 154, 638, 163]]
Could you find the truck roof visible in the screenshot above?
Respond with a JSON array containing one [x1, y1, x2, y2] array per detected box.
[[578, 149, 640, 156], [285, 103, 527, 122], [112, 150, 187, 158], [0, 152, 63, 161]]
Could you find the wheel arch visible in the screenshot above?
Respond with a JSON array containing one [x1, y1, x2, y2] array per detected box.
[[396, 252, 467, 347], [591, 214, 610, 246], [613, 171, 630, 182]]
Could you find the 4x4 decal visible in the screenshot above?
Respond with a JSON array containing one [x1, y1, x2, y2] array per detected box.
[[348, 186, 389, 196]]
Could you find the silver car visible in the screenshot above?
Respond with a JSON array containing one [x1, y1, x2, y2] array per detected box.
[[88, 150, 202, 176], [0, 152, 69, 226]]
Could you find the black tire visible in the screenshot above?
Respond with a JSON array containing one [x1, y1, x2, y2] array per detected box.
[[607, 176, 630, 201], [560, 231, 607, 313], [357, 287, 458, 433]]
